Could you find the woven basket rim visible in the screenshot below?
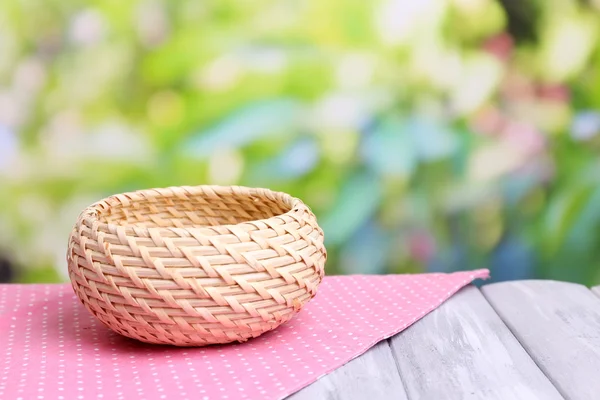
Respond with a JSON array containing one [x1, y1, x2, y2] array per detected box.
[[78, 184, 305, 233]]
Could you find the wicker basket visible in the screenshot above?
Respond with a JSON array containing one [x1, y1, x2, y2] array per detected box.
[[67, 185, 326, 346]]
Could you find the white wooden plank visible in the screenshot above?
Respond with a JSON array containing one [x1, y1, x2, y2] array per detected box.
[[389, 286, 563, 400], [288, 340, 408, 400], [482, 280, 600, 400]]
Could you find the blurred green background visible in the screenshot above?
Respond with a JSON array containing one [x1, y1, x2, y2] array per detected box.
[[1, 0, 600, 284]]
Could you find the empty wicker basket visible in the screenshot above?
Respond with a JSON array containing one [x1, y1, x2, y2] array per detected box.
[[67, 185, 326, 346]]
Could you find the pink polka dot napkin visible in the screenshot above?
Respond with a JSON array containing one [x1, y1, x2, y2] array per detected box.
[[0, 269, 488, 400]]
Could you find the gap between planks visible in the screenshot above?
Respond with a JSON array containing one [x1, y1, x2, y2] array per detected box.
[[290, 284, 565, 400], [482, 281, 600, 400], [389, 285, 563, 400], [289, 340, 408, 400]]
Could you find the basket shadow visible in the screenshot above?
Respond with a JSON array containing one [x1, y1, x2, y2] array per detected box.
[[35, 293, 193, 355], [35, 289, 278, 356]]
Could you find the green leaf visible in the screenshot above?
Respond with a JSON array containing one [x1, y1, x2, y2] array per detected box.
[[320, 171, 382, 246], [543, 185, 595, 256]]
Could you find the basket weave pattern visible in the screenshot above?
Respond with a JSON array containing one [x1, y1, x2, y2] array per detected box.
[[67, 185, 326, 346]]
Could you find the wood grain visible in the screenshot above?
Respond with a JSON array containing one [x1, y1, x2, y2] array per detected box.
[[288, 340, 408, 400], [483, 280, 600, 400], [389, 286, 563, 400]]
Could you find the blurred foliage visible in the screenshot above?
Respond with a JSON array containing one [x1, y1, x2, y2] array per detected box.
[[1, 0, 600, 284]]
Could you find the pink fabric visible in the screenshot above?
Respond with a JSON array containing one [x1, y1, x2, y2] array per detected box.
[[0, 270, 488, 399]]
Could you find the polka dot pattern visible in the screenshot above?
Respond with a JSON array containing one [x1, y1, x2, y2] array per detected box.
[[0, 269, 488, 399]]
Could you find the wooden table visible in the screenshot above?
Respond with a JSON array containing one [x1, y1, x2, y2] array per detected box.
[[290, 281, 600, 400]]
